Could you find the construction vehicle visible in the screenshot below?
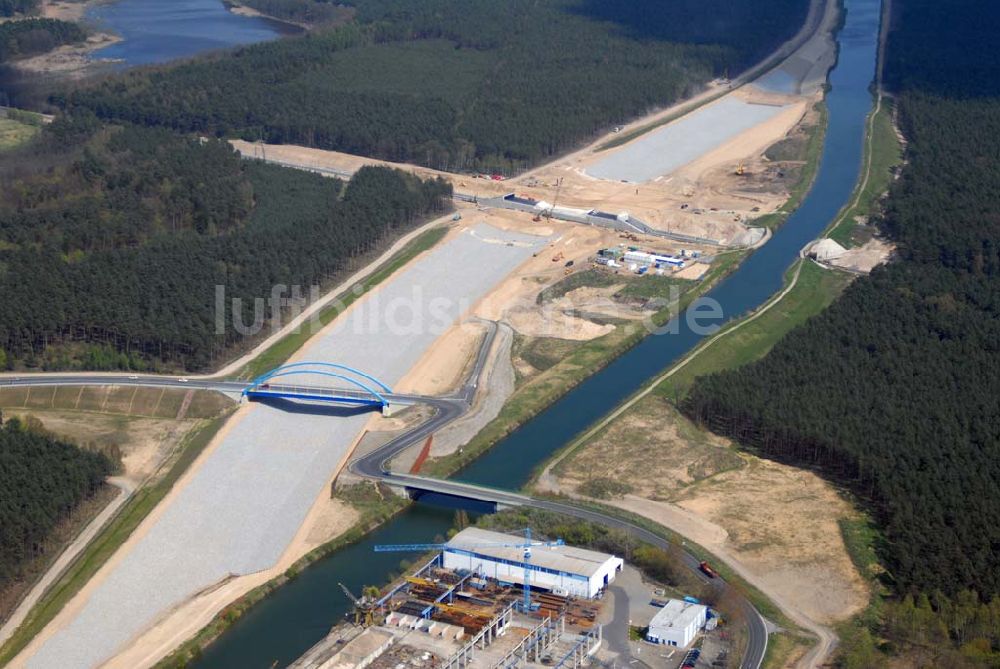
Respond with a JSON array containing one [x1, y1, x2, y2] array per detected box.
[[551, 251, 564, 262], [339, 582, 379, 626], [374, 528, 564, 611], [698, 561, 718, 579], [735, 161, 746, 176]]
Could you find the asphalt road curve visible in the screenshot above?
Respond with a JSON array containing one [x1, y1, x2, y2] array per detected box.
[[1, 320, 766, 668]]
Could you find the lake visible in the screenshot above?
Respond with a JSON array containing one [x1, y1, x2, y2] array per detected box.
[[190, 0, 883, 665], [86, 0, 293, 67]]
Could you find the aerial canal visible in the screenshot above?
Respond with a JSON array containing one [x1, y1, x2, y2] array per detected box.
[[193, 0, 881, 665]]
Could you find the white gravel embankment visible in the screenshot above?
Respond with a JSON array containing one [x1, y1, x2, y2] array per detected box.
[[24, 224, 546, 669], [585, 97, 787, 183]]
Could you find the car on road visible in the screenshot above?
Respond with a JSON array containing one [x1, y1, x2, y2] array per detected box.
[[129, 375, 138, 380], [178, 377, 189, 383]]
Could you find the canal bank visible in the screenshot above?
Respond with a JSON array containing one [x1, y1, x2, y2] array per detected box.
[[183, 0, 880, 666]]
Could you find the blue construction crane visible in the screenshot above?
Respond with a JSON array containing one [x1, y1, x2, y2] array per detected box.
[[374, 528, 564, 611]]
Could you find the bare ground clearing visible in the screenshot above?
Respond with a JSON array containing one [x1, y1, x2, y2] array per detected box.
[[541, 396, 869, 630], [233, 88, 815, 247]]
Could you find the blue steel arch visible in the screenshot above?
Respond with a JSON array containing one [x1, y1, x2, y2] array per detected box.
[[250, 362, 391, 393], [247, 369, 388, 406]]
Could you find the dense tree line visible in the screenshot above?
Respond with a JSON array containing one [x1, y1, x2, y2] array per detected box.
[[0, 415, 113, 585], [0, 117, 253, 254], [0, 17, 84, 61], [62, 0, 808, 173], [840, 591, 1000, 668], [0, 0, 37, 18], [0, 119, 452, 370], [234, 0, 348, 26], [682, 0, 1000, 606]]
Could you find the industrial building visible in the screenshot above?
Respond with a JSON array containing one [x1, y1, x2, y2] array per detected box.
[[645, 599, 708, 648], [623, 250, 685, 269], [443, 528, 624, 599]]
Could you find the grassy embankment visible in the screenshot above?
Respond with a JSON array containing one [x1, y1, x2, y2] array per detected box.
[[0, 226, 448, 660], [0, 109, 45, 152], [237, 225, 448, 380], [0, 386, 231, 419], [423, 91, 832, 478], [0, 412, 233, 665], [531, 93, 899, 669], [420, 250, 746, 478], [149, 110, 828, 665], [752, 102, 828, 230], [154, 483, 406, 668], [656, 259, 852, 400], [521, 262, 852, 668], [826, 98, 902, 247]]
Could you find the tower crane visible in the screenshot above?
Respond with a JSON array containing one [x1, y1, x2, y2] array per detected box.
[[374, 528, 564, 612]]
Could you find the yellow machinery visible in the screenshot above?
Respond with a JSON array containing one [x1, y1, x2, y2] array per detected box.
[[340, 582, 378, 626]]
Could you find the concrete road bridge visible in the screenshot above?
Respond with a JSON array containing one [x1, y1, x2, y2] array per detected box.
[[0, 321, 767, 667], [243, 362, 397, 414], [0, 366, 435, 416]]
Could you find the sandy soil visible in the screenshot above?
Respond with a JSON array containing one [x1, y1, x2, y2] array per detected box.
[[542, 398, 868, 654], [3, 409, 198, 488], [231, 87, 811, 247], [673, 262, 711, 280], [13, 32, 121, 78], [11, 403, 362, 669], [8, 408, 251, 669], [42, 0, 91, 21], [509, 90, 813, 244], [829, 237, 894, 273], [105, 492, 359, 669], [395, 320, 485, 395]]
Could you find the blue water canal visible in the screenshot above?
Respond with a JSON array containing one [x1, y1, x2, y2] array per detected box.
[[86, 0, 292, 67], [193, 0, 881, 665]]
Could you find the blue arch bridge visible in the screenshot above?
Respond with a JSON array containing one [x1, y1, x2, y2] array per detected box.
[[242, 362, 405, 416]]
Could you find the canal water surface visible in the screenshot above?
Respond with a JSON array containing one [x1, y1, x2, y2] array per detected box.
[[193, 0, 882, 665]]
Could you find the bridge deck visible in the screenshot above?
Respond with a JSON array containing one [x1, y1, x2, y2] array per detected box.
[[245, 383, 386, 406]]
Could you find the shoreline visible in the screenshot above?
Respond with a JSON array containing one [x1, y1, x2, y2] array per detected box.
[[3, 0, 847, 664], [222, 0, 309, 34]]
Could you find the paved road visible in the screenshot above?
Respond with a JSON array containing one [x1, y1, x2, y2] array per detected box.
[[1, 317, 765, 668], [0, 374, 447, 409], [347, 323, 768, 669]]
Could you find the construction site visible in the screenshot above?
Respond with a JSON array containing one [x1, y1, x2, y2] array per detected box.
[[292, 529, 609, 669], [291, 529, 725, 669]]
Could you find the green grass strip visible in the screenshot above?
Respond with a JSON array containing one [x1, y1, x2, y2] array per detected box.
[[238, 226, 448, 380], [0, 415, 231, 665]]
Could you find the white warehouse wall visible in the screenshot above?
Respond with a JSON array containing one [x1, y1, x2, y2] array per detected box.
[[441, 550, 622, 598]]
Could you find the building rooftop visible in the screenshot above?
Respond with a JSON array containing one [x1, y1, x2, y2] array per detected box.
[[445, 528, 620, 579], [649, 599, 707, 631]]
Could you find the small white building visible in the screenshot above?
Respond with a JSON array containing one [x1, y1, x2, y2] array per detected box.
[[646, 599, 707, 648], [442, 528, 623, 599], [623, 250, 685, 269]]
